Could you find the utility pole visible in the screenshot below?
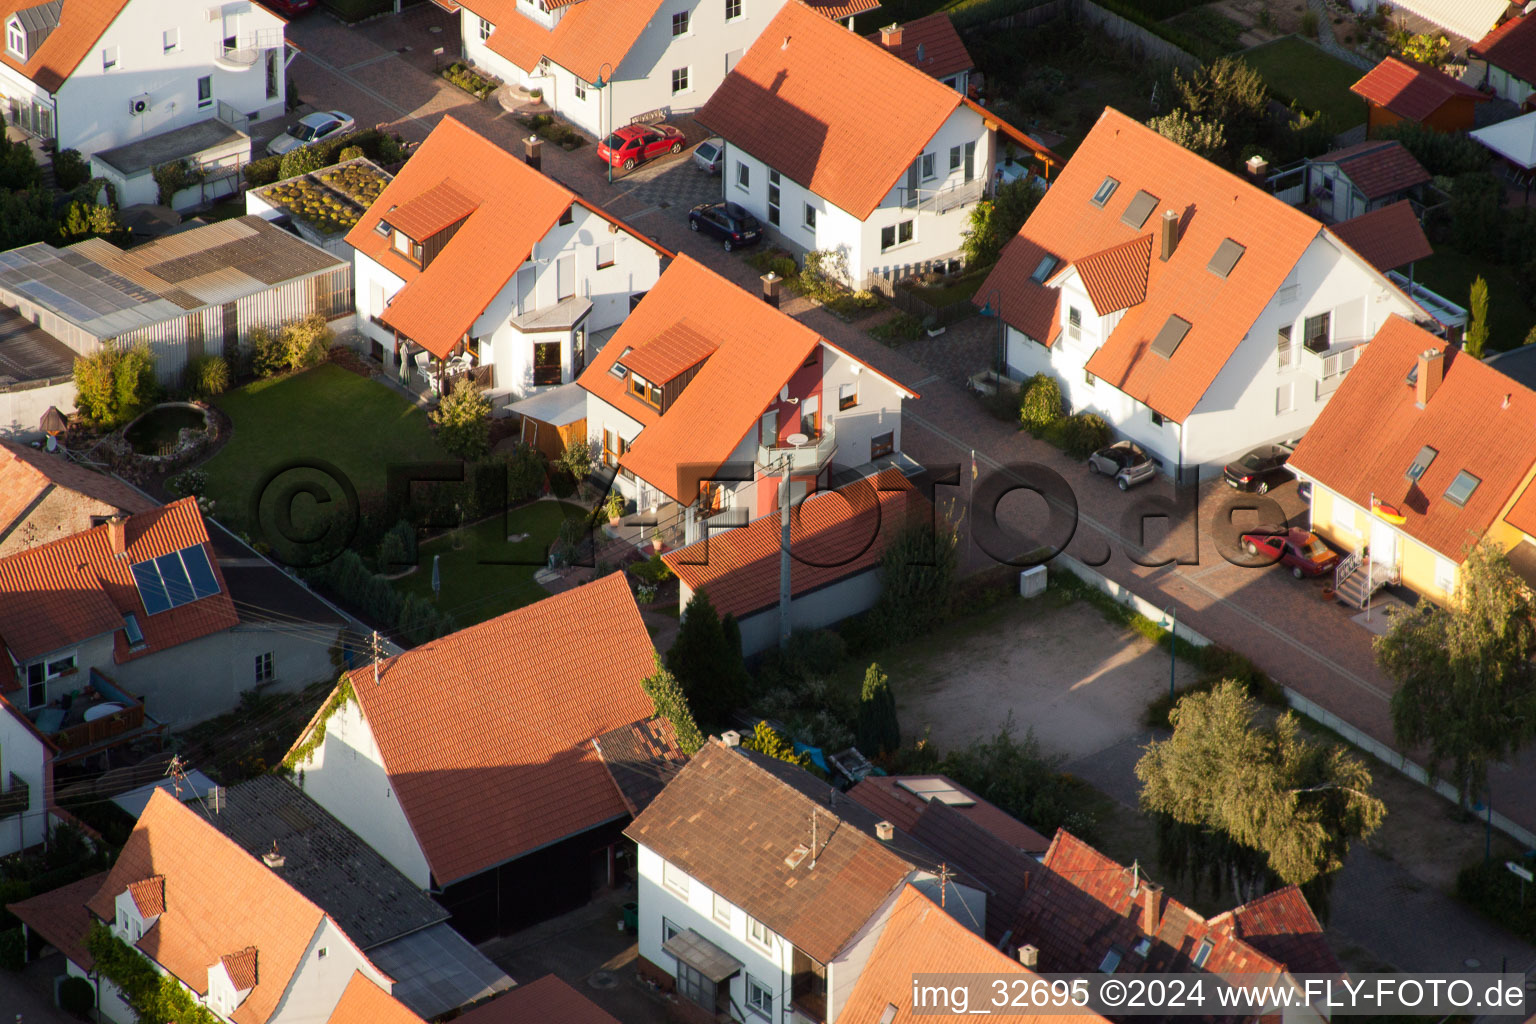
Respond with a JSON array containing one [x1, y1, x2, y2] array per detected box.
[[778, 456, 792, 649], [371, 630, 383, 686]]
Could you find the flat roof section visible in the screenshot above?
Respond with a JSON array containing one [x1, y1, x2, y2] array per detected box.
[[93, 119, 249, 177]]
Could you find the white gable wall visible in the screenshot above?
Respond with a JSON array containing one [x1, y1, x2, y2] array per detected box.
[[269, 916, 390, 1024], [0, 708, 49, 857], [292, 697, 432, 888]]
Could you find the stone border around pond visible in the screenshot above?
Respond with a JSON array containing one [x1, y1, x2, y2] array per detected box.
[[118, 401, 219, 468]]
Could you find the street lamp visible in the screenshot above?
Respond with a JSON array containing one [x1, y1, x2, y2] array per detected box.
[[593, 61, 614, 185], [977, 286, 1004, 376], [1158, 605, 1177, 704]]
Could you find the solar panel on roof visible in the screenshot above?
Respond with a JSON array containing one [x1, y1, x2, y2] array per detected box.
[[156, 551, 195, 606], [181, 545, 220, 599], [1150, 315, 1192, 358], [131, 561, 172, 615], [131, 544, 220, 615]]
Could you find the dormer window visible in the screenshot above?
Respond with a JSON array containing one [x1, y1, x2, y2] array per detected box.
[[609, 346, 632, 379], [392, 229, 422, 264], [374, 219, 391, 237], [6, 16, 25, 60], [629, 371, 661, 409]]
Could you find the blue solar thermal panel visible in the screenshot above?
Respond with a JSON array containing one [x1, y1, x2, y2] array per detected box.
[[180, 545, 220, 599], [156, 551, 195, 607], [130, 560, 171, 615]]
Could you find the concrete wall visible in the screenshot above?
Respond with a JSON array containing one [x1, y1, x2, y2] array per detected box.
[[0, 379, 77, 444], [713, 567, 885, 656], [0, 705, 51, 857], [91, 134, 250, 211], [1074, 0, 1199, 70], [292, 696, 433, 888]]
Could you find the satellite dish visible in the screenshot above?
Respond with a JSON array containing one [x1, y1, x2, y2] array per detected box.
[[779, 384, 790, 402], [916, 43, 927, 63]]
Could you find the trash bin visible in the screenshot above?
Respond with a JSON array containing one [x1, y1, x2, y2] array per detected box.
[[622, 901, 638, 933]]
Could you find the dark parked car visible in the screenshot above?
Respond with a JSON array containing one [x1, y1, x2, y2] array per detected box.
[[1240, 527, 1339, 578], [688, 201, 761, 251], [1087, 440, 1156, 491], [1223, 444, 1293, 494], [259, 0, 316, 15]]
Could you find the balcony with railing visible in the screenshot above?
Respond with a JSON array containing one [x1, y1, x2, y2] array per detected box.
[[215, 28, 284, 69], [1298, 337, 1366, 397], [27, 669, 161, 760], [757, 425, 837, 474], [0, 773, 28, 820], [899, 178, 986, 215], [1387, 271, 1469, 333]]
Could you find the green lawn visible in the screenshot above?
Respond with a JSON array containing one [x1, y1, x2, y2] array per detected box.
[[1165, 6, 1246, 59], [1414, 247, 1536, 352], [1241, 35, 1367, 130], [393, 502, 587, 626], [201, 362, 446, 537]]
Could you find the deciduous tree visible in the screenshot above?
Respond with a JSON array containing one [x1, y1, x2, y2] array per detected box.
[[1147, 108, 1227, 162], [640, 654, 703, 755], [431, 377, 491, 460]]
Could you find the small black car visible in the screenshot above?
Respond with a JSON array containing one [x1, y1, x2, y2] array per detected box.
[[1223, 444, 1293, 494], [688, 201, 762, 252]]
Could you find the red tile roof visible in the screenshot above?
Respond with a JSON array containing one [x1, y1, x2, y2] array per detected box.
[[1312, 140, 1431, 200], [1472, 15, 1536, 88], [455, 974, 620, 1024], [865, 13, 973, 81], [1351, 57, 1490, 121], [803, 0, 882, 17], [978, 108, 1328, 422], [578, 255, 915, 504], [6, 870, 108, 970], [1329, 200, 1434, 272], [0, 440, 152, 548], [126, 875, 165, 917], [697, 2, 984, 220], [1071, 234, 1152, 315], [1504, 474, 1536, 536], [87, 789, 337, 1024], [466, 0, 667, 83], [325, 573, 659, 885], [622, 320, 718, 384], [593, 716, 688, 816], [1288, 315, 1536, 561], [221, 946, 260, 991], [663, 471, 925, 618], [1213, 885, 1342, 975], [326, 972, 425, 1024], [1011, 831, 1291, 976], [0, 0, 132, 92], [0, 497, 237, 668], [625, 742, 916, 963], [345, 117, 669, 359], [848, 775, 1050, 854], [841, 885, 1111, 1024]]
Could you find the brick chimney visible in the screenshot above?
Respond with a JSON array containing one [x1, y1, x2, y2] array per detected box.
[[880, 22, 902, 47], [1160, 210, 1178, 262], [1017, 944, 1039, 968], [107, 516, 126, 556], [875, 821, 894, 841], [1139, 881, 1163, 936], [1245, 154, 1269, 181], [1416, 348, 1444, 409]]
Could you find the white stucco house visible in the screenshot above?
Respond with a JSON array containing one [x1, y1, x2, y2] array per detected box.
[[977, 107, 1438, 484], [346, 115, 668, 405], [864, 14, 973, 94], [577, 253, 916, 550], [1, 0, 288, 162], [1471, 13, 1536, 108], [449, 0, 879, 140], [624, 739, 992, 1024], [0, 696, 52, 857]]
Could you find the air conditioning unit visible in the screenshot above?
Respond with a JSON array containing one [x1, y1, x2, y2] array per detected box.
[[128, 94, 150, 116], [1019, 565, 1047, 598]]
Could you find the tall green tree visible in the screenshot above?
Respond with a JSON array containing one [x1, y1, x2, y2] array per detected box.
[[1147, 109, 1227, 163], [640, 654, 703, 755], [667, 588, 748, 726], [1466, 275, 1491, 358], [431, 377, 491, 460], [870, 522, 959, 643], [741, 720, 814, 772], [1377, 539, 1536, 804], [1136, 680, 1385, 910], [1169, 56, 1269, 155], [856, 662, 900, 757]]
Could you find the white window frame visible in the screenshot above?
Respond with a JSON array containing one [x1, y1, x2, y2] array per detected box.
[[725, 0, 742, 19], [746, 976, 773, 1019], [671, 66, 690, 94], [596, 241, 615, 269], [574, 78, 586, 100], [197, 75, 213, 108], [255, 651, 274, 683], [803, 203, 816, 230], [478, 15, 492, 41], [838, 381, 857, 411], [746, 915, 772, 950], [1331, 497, 1356, 537], [102, 46, 118, 70], [712, 893, 731, 925], [949, 145, 961, 171], [6, 18, 25, 60], [736, 161, 750, 191], [163, 27, 180, 53], [1433, 555, 1456, 594], [663, 860, 690, 897], [921, 152, 936, 180]]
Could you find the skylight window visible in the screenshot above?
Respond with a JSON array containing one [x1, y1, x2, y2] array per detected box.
[[1207, 238, 1246, 279], [1030, 255, 1060, 284], [1121, 190, 1159, 229], [1090, 176, 1120, 208], [1132, 937, 1152, 957], [130, 545, 220, 616], [1192, 939, 1213, 968], [1150, 314, 1192, 358], [123, 613, 144, 648], [1444, 470, 1481, 507], [609, 346, 633, 379], [374, 219, 391, 237], [1405, 445, 1437, 484], [1098, 947, 1124, 973]]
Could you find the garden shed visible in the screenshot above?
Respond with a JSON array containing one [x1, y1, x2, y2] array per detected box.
[[506, 382, 586, 462]]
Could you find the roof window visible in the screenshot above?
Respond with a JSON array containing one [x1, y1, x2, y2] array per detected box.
[[1090, 176, 1120, 208], [1098, 946, 1124, 973], [1405, 445, 1437, 484], [1121, 190, 1159, 229], [1192, 938, 1213, 968], [374, 219, 391, 237], [609, 346, 633, 379], [123, 613, 145, 648], [1207, 238, 1246, 279], [1150, 314, 1192, 358], [1030, 255, 1059, 283], [1444, 470, 1481, 507]]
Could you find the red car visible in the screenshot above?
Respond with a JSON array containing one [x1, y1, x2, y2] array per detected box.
[[598, 124, 686, 171], [1240, 528, 1339, 579], [259, 0, 316, 16]]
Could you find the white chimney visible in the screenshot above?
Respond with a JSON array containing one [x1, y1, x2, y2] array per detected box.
[[721, 730, 740, 748], [262, 842, 285, 869], [1018, 944, 1039, 968], [875, 821, 894, 841]]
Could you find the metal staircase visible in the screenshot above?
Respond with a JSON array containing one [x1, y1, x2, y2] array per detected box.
[[1334, 548, 1393, 608]]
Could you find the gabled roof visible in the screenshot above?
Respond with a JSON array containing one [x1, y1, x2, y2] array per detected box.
[[86, 790, 339, 1024], [326, 972, 425, 1024], [0, 440, 152, 549], [467, 0, 667, 83], [840, 885, 1111, 1024], [221, 946, 259, 991], [1288, 315, 1536, 562], [578, 255, 915, 504], [1071, 234, 1152, 315], [1213, 885, 1342, 975], [977, 108, 1326, 421], [0, 0, 131, 92], [1010, 830, 1291, 976], [309, 573, 658, 886], [345, 117, 668, 359], [625, 741, 917, 963], [698, 2, 996, 220], [126, 875, 165, 916], [1312, 139, 1431, 199], [455, 974, 620, 1024], [1351, 56, 1490, 122], [1329, 200, 1433, 272], [593, 717, 688, 817], [0, 496, 237, 666], [1472, 14, 1536, 86], [865, 13, 973, 81], [5, 870, 107, 971], [848, 774, 1050, 855], [622, 320, 718, 384], [662, 471, 928, 619], [1382, 0, 1506, 44]]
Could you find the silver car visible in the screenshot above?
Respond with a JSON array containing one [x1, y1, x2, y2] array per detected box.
[[693, 137, 724, 174], [1088, 440, 1156, 491], [266, 110, 356, 156]]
